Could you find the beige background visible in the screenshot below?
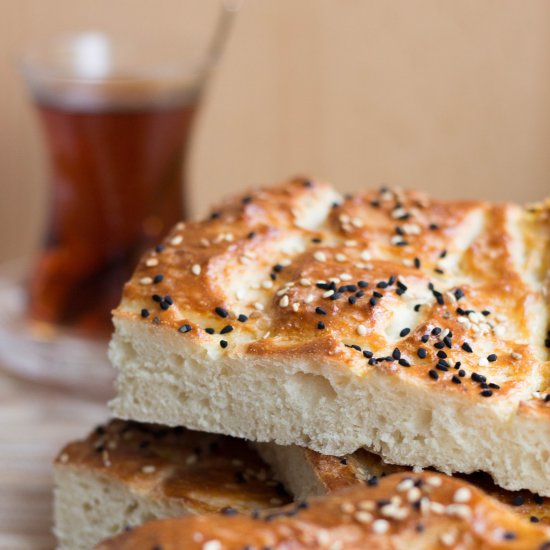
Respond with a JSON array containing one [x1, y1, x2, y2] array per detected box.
[[1, 0, 550, 262]]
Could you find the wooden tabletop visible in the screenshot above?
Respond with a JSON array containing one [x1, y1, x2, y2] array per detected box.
[[0, 369, 107, 549]]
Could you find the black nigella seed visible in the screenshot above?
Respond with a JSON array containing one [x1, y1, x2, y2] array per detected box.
[[330, 292, 343, 301], [317, 322, 325, 330], [220, 340, 228, 349], [358, 280, 369, 288], [437, 350, 447, 359], [247, 231, 256, 239], [392, 348, 401, 360], [417, 348, 427, 359], [400, 328, 411, 337], [414, 257, 421, 269], [421, 335, 429, 343], [429, 223, 439, 230], [432, 327, 442, 336], [237, 314, 248, 322], [348, 296, 357, 305], [164, 295, 173, 305], [451, 375, 461, 384], [428, 369, 439, 380], [220, 507, 239, 516], [220, 325, 234, 335], [434, 341, 445, 349], [154, 244, 165, 253], [205, 328, 215, 334], [367, 476, 379, 486], [489, 382, 500, 389], [462, 342, 473, 353], [530, 516, 540, 523], [311, 237, 322, 243], [152, 294, 162, 303], [373, 291, 383, 298], [481, 309, 491, 316], [178, 324, 192, 334], [511, 496, 525, 507], [480, 390, 493, 397], [153, 274, 164, 284], [399, 358, 410, 367], [160, 301, 170, 310], [355, 290, 365, 298], [369, 297, 378, 306], [534, 495, 544, 504], [242, 196, 252, 204], [454, 288, 465, 300], [458, 369, 466, 377], [363, 350, 374, 358], [487, 353, 498, 362], [443, 336, 452, 348], [436, 362, 449, 372], [502, 532, 516, 540], [215, 307, 229, 318], [377, 281, 388, 289], [315, 307, 327, 315], [273, 264, 284, 273], [141, 309, 150, 318]]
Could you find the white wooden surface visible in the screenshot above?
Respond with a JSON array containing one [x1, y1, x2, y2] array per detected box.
[[0, 370, 106, 549]]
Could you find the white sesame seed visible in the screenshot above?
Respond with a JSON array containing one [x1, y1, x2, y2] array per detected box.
[[335, 253, 347, 262], [145, 258, 159, 267], [239, 256, 251, 265], [453, 488, 471, 503], [427, 476, 442, 487], [141, 465, 156, 474], [494, 325, 505, 337], [402, 259, 414, 267], [430, 502, 445, 514], [511, 352, 522, 360], [339, 214, 350, 223], [391, 235, 405, 245], [478, 357, 489, 368], [360, 250, 372, 261], [323, 289, 335, 298], [446, 503, 472, 520], [200, 238, 210, 247], [191, 264, 201, 276], [392, 207, 407, 219], [340, 273, 352, 281], [354, 511, 373, 523], [300, 278, 311, 286], [139, 277, 153, 285], [372, 519, 389, 534], [279, 295, 289, 308], [357, 500, 375, 511], [345, 240, 358, 247], [396, 478, 414, 492], [262, 280, 273, 289], [292, 302, 300, 312], [202, 541, 222, 550], [407, 487, 421, 502], [304, 294, 314, 304], [351, 217, 364, 228], [340, 501, 355, 514], [254, 302, 264, 311], [280, 259, 292, 267], [170, 235, 183, 246], [357, 324, 367, 337], [314, 251, 327, 262], [440, 532, 457, 547]]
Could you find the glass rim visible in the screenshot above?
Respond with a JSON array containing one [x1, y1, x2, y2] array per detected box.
[[18, 31, 216, 85]]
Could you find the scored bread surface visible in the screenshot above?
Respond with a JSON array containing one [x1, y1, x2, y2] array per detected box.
[[109, 178, 550, 495], [96, 471, 550, 549]]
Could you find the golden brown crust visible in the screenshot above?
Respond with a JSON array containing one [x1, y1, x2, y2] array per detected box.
[[95, 471, 550, 549], [115, 178, 550, 411], [55, 420, 290, 513], [302, 448, 550, 525]]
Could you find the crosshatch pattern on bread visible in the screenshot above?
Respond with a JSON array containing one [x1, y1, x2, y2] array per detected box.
[[96, 471, 550, 549], [109, 178, 550, 495]]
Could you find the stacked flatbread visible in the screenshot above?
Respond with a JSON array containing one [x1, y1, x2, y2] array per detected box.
[[53, 179, 550, 549]]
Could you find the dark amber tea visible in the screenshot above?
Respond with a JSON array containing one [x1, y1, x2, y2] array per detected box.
[[28, 87, 197, 335]]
